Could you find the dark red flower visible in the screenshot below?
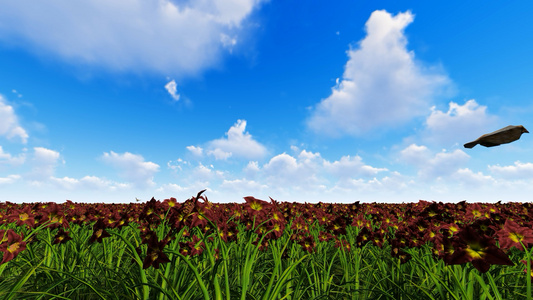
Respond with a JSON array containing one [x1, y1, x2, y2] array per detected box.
[[495, 219, 533, 251], [446, 226, 513, 273], [89, 219, 111, 243], [6, 206, 35, 228], [0, 230, 27, 264], [298, 235, 316, 253], [143, 234, 171, 269], [53, 228, 73, 245]]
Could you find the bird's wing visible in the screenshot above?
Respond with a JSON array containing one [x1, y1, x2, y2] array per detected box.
[[478, 128, 522, 145], [464, 141, 478, 148]]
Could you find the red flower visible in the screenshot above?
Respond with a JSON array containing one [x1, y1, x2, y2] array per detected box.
[[89, 219, 111, 243], [0, 230, 27, 264], [298, 235, 316, 253], [495, 219, 533, 251], [6, 206, 35, 228], [446, 226, 513, 273], [243, 196, 270, 219], [53, 228, 73, 245], [143, 234, 171, 269]]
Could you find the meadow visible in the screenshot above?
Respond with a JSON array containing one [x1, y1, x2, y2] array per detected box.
[[1, 190, 533, 299]]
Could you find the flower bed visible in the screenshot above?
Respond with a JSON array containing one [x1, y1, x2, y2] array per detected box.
[[1, 191, 533, 299]]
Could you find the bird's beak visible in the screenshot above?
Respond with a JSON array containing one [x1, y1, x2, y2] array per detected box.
[[525, 129, 530, 133]]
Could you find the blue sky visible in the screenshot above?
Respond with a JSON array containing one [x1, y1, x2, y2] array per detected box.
[[1, 1, 532, 204]]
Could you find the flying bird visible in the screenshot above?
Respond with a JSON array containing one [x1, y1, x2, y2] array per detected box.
[[464, 125, 529, 148]]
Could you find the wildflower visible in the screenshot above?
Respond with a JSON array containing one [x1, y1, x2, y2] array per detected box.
[[243, 196, 271, 219], [0, 230, 27, 264], [143, 234, 171, 269], [298, 235, 316, 253], [446, 226, 513, 273], [6, 205, 35, 228], [53, 228, 73, 245], [355, 227, 372, 247], [334, 238, 352, 252], [495, 219, 533, 251], [89, 219, 111, 243]]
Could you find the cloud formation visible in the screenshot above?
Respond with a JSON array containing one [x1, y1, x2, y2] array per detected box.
[[101, 151, 160, 188], [424, 99, 498, 146], [0, 146, 26, 169], [206, 119, 267, 160], [400, 144, 470, 180], [489, 161, 533, 179], [0, 0, 263, 75], [165, 80, 180, 101], [307, 10, 450, 137], [25, 147, 63, 181], [0, 95, 28, 144]]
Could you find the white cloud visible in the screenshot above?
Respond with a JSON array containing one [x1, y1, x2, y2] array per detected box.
[[165, 80, 180, 101], [0, 146, 26, 169], [0, 0, 264, 75], [186, 145, 204, 157], [400, 144, 469, 180], [243, 161, 260, 179], [262, 150, 326, 191], [489, 161, 533, 179], [207, 148, 233, 160], [25, 147, 63, 181], [157, 182, 211, 198], [307, 10, 450, 137], [324, 155, 388, 178], [101, 151, 160, 188], [167, 158, 189, 171], [0, 95, 28, 144], [0, 175, 21, 185], [207, 119, 267, 160], [49, 175, 130, 191], [220, 33, 237, 51], [219, 178, 268, 193], [424, 99, 498, 146], [452, 168, 496, 187]]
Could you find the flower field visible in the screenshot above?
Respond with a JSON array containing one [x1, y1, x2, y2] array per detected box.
[[1, 190, 533, 299]]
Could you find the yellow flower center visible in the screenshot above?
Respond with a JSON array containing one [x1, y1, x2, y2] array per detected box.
[[510, 232, 524, 243]]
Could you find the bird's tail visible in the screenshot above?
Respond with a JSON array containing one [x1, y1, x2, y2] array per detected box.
[[464, 141, 477, 148]]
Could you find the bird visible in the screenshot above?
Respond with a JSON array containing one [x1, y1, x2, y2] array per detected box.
[[464, 125, 529, 148]]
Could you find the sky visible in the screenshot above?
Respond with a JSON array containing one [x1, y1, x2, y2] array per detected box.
[[1, 1, 533, 204]]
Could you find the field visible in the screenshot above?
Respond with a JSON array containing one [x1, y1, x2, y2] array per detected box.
[[1, 190, 533, 299]]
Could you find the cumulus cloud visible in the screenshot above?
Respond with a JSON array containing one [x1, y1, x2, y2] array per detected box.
[[157, 182, 211, 196], [324, 155, 388, 178], [400, 144, 469, 180], [0, 95, 29, 144], [186, 145, 204, 157], [452, 168, 496, 187], [307, 10, 450, 137], [167, 158, 189, 172], [243, 161, 260, 179], [101, 151, 160, 188], [185, 163, 226, 183], [50, 175, 130, 191], [489, 161, 533, 179], [25, 147, 63, 181], [219, 178, 268, 193], [0, 0, 264, 75], [263, 151, 323, 186], [423, 99, 498, 146], [0, 174, 21, 185], [165, 80, 180, 101], [206, 119, 267, 160], [0, 146, 26, 169]]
